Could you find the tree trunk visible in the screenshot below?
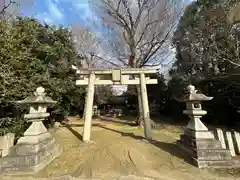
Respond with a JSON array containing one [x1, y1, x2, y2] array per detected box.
[[129, 60, 144, 127]]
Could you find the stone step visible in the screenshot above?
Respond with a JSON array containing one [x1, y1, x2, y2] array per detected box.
[[180, 134, 222, 149], [177, 140, 232, 160], [193, 158, 240, 168], [196, 149, 232, 160]]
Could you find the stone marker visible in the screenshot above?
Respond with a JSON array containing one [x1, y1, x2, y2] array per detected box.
[[233, 131, 240, 155], [176, 85, 239, 168], [215, 128, 226, 149], [0, 133, 15, 157], [0, 87, 63, 173], [225, 131, 236, 156]]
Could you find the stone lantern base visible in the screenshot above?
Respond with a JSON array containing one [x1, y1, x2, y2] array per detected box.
[[177, 119, 240, 168], [0, 121, 63, 173]]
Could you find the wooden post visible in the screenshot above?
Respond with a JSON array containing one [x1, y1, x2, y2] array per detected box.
[[83, 73, 95, 142], [140, 73, 152, 140]]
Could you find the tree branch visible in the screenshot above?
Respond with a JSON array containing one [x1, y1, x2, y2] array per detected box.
[[0, 0, 15, 19]]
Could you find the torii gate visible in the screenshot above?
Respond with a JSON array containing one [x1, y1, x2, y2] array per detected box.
[[73, 68, 158, 142]]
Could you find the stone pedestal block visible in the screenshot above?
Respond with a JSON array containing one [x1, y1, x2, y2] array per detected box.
[[177, 130, 240, 168], [0, 132, 62, 173]]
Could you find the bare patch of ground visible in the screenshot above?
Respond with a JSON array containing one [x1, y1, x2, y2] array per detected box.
[[1, 117, 240, 180]]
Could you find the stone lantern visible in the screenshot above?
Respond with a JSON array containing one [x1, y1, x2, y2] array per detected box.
[[178, 85, 214, 139], [93, 105, 98, 116], [0, 87, 62, 173], [177, 85, 238, 168]]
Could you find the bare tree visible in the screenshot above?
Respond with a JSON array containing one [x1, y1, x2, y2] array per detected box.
[[72, 24, 124, 68], [89, 0, 182, 125], [71, 25, 114, 118], [0, 0, 15, 19], [71, 25, 102, 68], [89, 0, 182, 68], [0, 0, 32, 20]]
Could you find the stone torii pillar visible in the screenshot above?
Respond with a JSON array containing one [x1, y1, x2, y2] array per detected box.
[[83, 72, 95, 142], [140, 73, 152, 140]]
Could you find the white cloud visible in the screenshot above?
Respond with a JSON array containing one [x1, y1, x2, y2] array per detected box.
[[35, 11, 52, 24], [43, 17, 54, 24], [74, 2, 92, 21], [47, 0, 64, 20], [34, 0, 91, 25], [35, 0, 64, 25]]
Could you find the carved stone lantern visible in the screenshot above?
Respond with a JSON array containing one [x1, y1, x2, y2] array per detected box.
[[17, 87, 57, 143], [176, 85, 237, 168], [0, 87, 62, 173], [177, 84, 213, 139]]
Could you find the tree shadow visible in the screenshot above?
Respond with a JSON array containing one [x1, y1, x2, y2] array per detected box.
[[148, 140, 193, 165], [117, 115, 137, 122], [96, 124, 144, 140], [151, 115, 189, 127], [62, 122, 193, 166], [64, 123, 83, 141], [96, 124, 193, 165], [98, 116, 136, 126], [117, 114, 188, 128], [67, 123, 101, 127], [62, 123, 102, 141]]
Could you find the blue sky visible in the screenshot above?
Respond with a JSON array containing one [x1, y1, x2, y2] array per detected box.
[[20, 0, 91, 27], [18, 0, 193, 79], [20, 0, 193, 27]]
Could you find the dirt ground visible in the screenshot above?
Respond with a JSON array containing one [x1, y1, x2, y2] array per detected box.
[[1, 117, 240, 180]]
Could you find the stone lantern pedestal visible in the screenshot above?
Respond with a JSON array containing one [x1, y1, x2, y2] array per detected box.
[[177, 85, 239, 168], [0, 87, 62, 173]]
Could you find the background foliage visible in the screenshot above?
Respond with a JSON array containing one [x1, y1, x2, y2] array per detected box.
[[0, 17, 85, 137], [1, 0, 240, 139], [141, 0, 240, 126]]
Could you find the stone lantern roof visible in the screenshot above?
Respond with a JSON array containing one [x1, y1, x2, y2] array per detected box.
[[177, 85, 213, 102], [16, 87, 57, 104]]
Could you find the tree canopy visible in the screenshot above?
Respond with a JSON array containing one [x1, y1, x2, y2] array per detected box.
[[171, 0, 240, 82], [0, 17, 85, 136], [168, 0, 240, 125]]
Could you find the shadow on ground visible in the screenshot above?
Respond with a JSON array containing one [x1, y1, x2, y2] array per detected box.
[[98, 116, 137, 126], [64, 123, 83, 141], [62, 118, 193, 168], [95, 124, 193, 166]]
